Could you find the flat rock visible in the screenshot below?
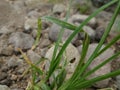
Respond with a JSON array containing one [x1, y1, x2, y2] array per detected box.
[[9, 32, 34, 50], [77, 43, 114, 88]]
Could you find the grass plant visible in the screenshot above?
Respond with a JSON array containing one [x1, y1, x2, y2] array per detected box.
[[20, 0, 120, 90]]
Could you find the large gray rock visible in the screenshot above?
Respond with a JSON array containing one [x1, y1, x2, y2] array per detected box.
[[49, 23, 78, 44], [9, 32, 34, 50], [0, 85, 10, 90], [45, 43, 80, 80], [77, 43, 114, 88]]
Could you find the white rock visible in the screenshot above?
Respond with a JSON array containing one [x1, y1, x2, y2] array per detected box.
[[77, 43, 114, 88], [45, 43, 80, 80]]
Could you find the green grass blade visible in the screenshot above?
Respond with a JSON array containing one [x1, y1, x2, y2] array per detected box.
[[42, 16, 77, 31], [32, 18, 42, 50]]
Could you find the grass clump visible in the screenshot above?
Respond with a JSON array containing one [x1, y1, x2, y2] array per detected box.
[[19, 0, 120, 90]]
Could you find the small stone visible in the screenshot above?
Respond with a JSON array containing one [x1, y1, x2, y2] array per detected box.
[[49, 23, 78, 44], [0, 39, 13, 56], [110, 15, 120, 36], [70, 14, 97, 27], [39, 39, 51, 48], [27, 50, 41, 64], [77, 43, 114, 88], [9, 32, 34, 50], [10, 74, 18, 81], [0, 85, 10, 90], [116, 75, 120, 90], [53, 4, 66, 14], [0, 72, 7, 81], [79, 25, 96, 40], [95, 26, 105, 41], [0, 26, 14, 35], [24, 17, 37, 32], [6, 56, 23, 68]]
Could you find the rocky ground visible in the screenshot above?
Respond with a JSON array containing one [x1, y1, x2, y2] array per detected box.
[[0, 0, 120, 90]]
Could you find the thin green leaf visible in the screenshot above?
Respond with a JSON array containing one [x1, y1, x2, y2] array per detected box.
[[32, 18, 42, 50], [42, 16, 77, 31]]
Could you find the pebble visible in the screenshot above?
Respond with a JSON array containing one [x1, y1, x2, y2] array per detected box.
[[6, 56, 23, 68], [77, 43, 114, 88], [49, 23, 78, 44], [24, 17, 37, 32], [53, 4, 66, 14], [0, 26, 15, 35], [95, 26, 105, 41], [116, 75, 120, 90], [110, 15, 120, 36], [27, 50, 41, 64], [9, 32, 34, 50], [0, 39, 13, 56], [0, 72, 7, 81], [39, 38, 51, 48], [70, 14, 97, 27], [79, 25, 96, 40], [45, 43, 80, 80], [0, 85, 10, 90]]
